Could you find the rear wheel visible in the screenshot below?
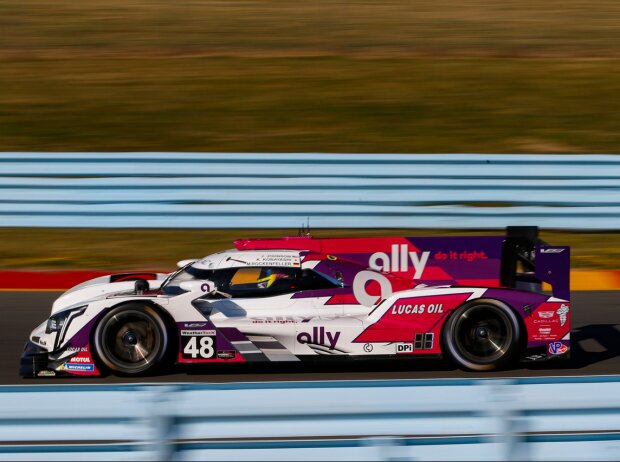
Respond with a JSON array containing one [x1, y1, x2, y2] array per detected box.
[[93, 304, 171, 376], [443, 300, 521, 371]]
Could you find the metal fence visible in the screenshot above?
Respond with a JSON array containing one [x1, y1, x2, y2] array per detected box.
[[1, 153, 619, 229], [1, 376, 620, 461]]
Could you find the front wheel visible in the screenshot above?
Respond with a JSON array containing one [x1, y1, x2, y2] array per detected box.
[[93, 304, 171, 376], [443, 300, 521, 371]]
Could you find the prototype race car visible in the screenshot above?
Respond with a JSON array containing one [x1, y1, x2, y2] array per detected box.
[[21, 227, 570, 377]]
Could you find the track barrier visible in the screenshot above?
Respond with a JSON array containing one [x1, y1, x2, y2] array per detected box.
[[1, 153, 619, 229], [1, 376, 619, 461]]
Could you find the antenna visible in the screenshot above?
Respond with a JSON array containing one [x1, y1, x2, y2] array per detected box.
[[298, 218, 311, 237]]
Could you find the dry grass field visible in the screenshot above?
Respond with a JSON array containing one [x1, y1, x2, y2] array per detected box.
[[1, 0, 619, 153], [1, 1, 618, 270], [1, 228, 618, 271]]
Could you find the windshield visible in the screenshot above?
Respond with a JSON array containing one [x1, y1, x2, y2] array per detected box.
[[160, 265, 225, 294], [160, 265, 339, 297], [158, 261, 195, 291]]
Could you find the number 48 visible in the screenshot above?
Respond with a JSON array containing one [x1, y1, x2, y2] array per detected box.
[[184, 336, 214, 358]]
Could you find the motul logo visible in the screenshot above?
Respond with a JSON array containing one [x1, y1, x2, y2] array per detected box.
[[369, 245, 430, 279]]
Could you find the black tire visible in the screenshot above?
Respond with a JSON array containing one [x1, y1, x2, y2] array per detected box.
[[443, 300, 521, 372], [93, 303, 171, 376]]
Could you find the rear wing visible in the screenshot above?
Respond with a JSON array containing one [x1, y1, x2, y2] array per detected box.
[[500, 226, 570, 301], [235, 226, 570, 300]]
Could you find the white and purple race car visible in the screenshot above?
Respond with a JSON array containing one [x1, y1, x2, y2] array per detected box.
[[21, 227, 571, 377]]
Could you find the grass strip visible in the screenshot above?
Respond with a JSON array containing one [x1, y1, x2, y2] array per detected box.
[[0, 228, 618, 271]]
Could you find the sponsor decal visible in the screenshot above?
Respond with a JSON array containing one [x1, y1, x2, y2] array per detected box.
[[62, 363, 95, 372], [391, 303, 443, 315], [363, 343, 373, 353], [540, 248, 565, 253], [251, 316, 312, 324], [532, 325, 556, 341], [533, 304, 569, 326], [524, 354, 546, 361], [548, 342, 568, 355], [297, 327, 341, 350], [397, 334, 434, 353], [256, 254, 301, 267], [181, 330, 216, 336], [369, 244, 430, 279], [184, 323, 207, 328], [37, 370, 56, 377], [66, 346, 89, 353], [433, 250, 488, 262], [68, 356, 92, 364], [217, 350, 237, 360], [396, 343, 414, 353], [353, 293, 471, 344], [353, 271, 393, 307], [557, 304, 569, 327]]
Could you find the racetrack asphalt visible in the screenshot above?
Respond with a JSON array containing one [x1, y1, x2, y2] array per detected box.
[[1, 291, 618, 384]]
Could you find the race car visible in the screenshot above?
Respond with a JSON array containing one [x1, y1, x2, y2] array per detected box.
[[20, 227, 571, 377]]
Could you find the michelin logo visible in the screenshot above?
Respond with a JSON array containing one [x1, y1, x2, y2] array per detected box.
[[61, 363, 94, 372], [557, 304, 569, 327]]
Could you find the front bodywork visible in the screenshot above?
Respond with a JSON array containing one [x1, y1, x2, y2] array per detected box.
[[21, 230, 570, 377]]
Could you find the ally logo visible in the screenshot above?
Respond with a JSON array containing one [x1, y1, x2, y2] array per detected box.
[[297, 327, 341, 350], [369, 245, 430, 279]]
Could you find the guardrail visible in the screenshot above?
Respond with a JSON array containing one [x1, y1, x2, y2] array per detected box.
[[1, 376, 620, 461], [1, 153, 619, 229]]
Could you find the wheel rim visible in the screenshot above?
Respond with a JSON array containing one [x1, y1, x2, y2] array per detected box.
[[98, 310, 162, 373], [452, 305, 513, 365]]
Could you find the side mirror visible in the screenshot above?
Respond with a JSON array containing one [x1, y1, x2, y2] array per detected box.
[[179, 279, 216, 294], [134, 279, 150, 294]]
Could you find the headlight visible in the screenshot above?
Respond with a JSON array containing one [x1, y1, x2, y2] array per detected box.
[[46, 305, 87, 349]]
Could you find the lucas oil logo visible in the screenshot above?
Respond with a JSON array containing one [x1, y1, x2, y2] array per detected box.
[[297, 327, 341, 350], [391, 303, 443, 315], [369, 245, 430, 279]]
